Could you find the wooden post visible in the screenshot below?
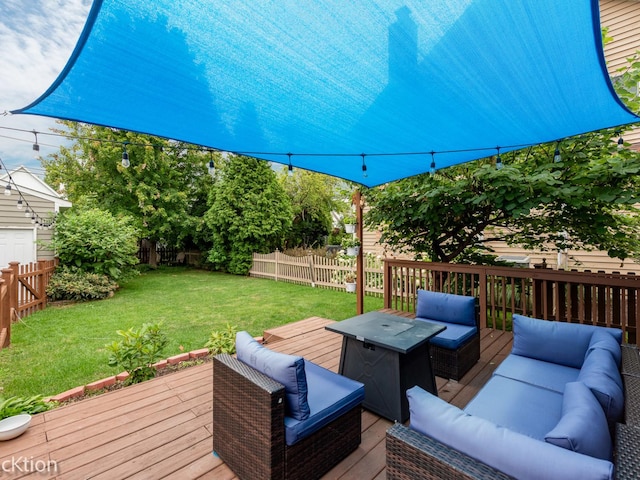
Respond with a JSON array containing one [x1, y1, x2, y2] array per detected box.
[[0, 278, 8, 348], [354, 190, 364, 315]]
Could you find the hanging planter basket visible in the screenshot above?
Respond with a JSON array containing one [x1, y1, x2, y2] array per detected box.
[[345, 223, 356, 234], [346, 246, 359, 256], [345, 282, 356, 293]]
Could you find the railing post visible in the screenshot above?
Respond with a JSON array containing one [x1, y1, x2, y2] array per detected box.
[[479, 267, 488, 329], [0, 278, 8, 348], [383, 260, 392, 309]]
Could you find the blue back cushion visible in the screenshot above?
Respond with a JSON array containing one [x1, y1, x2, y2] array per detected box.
[[512, 315, 623, 369], [545, 382, 612, 460], [415, 290, 476, 326], [235, 331, 310, 420], [577, 348, 624, 423], [586, 329, 622, 368]]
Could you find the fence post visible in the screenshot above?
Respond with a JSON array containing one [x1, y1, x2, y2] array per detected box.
[[275, 250, 279, 282], [0, 278, 8, 348], [4, 265, 17, 323]]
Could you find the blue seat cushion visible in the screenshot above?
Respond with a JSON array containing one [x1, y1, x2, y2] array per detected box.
[[545, 382, 612, 461], [415, 317, 477, 349], [235, 331, 310, 421], [577, 348, 624, 423], [512, 315, 622, 369], [463, 375, 563, 440], [407, 386, 614, 480], [284, 361, 364, 446], [416, 290, 476, 327], [586, 329, 622, 368], [493, 354, 580, 394]]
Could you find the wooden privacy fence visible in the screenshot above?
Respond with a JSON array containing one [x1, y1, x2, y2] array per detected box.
[[250, 250, 385, 295], [0, 259, 57, 349], [384, 259, 640, 346]]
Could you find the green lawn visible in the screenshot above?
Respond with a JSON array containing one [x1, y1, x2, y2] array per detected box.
[[0, 267, 383, 398]]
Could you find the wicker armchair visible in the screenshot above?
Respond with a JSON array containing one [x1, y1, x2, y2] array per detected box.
[[212, 353, 363, 480], [386, 344, 640, 480]]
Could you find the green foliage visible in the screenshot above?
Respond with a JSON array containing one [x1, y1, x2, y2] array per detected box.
[[105, 323, 168, 385], [52, 207, 140, 281], [279, 169, 345, 248], [43, 122, 215, 253], [341, 236, 361, 248], [205, 323, 238, 354], [0, 395, 56, 420], [46, 267, 118, 301], [205, 155, 293, 274]]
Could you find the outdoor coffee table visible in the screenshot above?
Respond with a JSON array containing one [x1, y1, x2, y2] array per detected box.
[[326, 311, 445, 423]]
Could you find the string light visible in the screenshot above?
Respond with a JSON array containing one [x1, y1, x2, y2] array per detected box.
[[32, 130, 40, 158], [208, 150, 215, 175], [287, 153, 293, 177], [618, 133, 624, 150], [24, 207, 30, 217], [429, 152, 436, 176], [361, 154, 368, 178], [553, 140, 562, 163], [496, 147, 503, 170], [17, 198, 23, 209], [4, 183, 11, 196], [121, 143, 130, 168]]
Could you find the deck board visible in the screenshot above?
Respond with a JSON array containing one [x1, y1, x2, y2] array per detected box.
[[0, 313, 512, 480]]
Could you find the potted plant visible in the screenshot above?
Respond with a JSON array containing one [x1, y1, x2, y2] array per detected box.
[[341, 237, 361, 256], [344, 272, 356, 293], [343, 214, 356, 234]]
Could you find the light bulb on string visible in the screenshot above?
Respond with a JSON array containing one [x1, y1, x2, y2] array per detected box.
[[4, 183, 11, 196], [553, 141, 561, 163], [361, 154, 368, 178], [287, 153, 293, 177], [17, 198, 23, 209], [32, 130, 40, 158], [618, 134, 624, 150], [121, 143, 130, 168], [207, 150, 215, 175], [496, 147, 503, 170], [30, 214, 36, 224], [429, 152, 436, 176], [24, 207, 30, 218]]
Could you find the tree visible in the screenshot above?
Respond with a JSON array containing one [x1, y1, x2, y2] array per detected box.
[[278, 169, 346, 248], [364, 50, 640, 264], [43, 122, 215, 266], [205, 155, 292, 274]]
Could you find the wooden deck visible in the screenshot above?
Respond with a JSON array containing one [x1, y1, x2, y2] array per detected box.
[[1, 315, 513, 480]]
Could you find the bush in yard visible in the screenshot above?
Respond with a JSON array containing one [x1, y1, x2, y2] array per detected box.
[[51, 207, 139, 282], [106, 323, 168, 385], [46, 267, 118, 302], [205, 323, 238, 354]]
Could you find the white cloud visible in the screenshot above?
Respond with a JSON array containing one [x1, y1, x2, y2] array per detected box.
[[0, 0, 91, 172]]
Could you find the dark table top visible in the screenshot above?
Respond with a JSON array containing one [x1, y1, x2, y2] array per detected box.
[[325, 311, 446, 354]]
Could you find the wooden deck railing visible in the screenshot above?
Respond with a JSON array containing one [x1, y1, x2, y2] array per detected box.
[[0, 259, 57, 349], [383, 259, 640, 346]]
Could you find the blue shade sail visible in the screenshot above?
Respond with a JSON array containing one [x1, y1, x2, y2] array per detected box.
[[14, 0, 640, 187]]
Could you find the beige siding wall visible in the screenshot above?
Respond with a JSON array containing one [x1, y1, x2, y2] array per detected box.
[[0, 193, 56, 260], [601, 0, 640, 148]]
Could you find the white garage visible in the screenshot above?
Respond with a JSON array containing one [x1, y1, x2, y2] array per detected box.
[[0, 228, 36, 268]]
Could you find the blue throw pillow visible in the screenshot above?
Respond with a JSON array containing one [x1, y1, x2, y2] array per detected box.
[[577, 347, 623, 423], [585, 329, 621, 368], [235, 331, 310, 420], [545, 382, 612, 460]]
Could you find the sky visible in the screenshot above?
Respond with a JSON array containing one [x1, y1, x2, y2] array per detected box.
[[0, 0, 93, 176]]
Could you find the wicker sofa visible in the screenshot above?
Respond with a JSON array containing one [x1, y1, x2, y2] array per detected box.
[[212, 332, 365, 480], [387, 315, 633, 480], [415, 290, 480, 380]]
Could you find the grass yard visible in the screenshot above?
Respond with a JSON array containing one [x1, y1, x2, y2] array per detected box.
[[0, 267, 383, 398]]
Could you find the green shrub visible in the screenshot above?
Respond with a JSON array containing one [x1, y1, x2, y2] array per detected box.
[[0, 395, 56, 420], [47, 267, 118, 302], [205, 323, 238, 354], [105, 323, 168, 384], [51, 207, 140, 281]]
